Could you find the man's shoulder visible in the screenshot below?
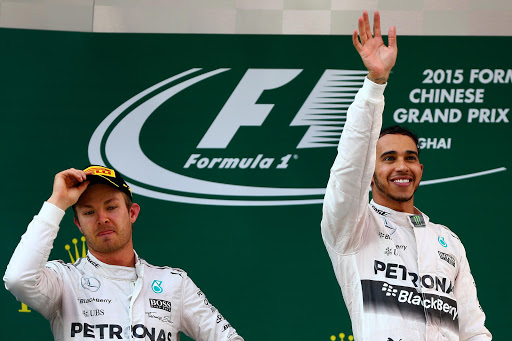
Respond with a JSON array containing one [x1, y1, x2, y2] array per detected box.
[[140, 259, 188, 278], [44, 258, 83, 276], [428, 220, 462, 242], [46, 258, 80, 269]]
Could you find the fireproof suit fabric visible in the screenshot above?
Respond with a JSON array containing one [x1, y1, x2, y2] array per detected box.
[[321, 78, 491, 341], [4, 202, 243, 341]]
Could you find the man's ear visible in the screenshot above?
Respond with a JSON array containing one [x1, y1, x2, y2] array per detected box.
[[419, 163, 424, 181], [129, 203, 141, 224], [74, 217, 83, 234]]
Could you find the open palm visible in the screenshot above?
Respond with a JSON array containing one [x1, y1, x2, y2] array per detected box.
[[352, 11, 397, 84]]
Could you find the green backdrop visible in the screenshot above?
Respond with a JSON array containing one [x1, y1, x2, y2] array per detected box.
[[0, 28, 509, 340]]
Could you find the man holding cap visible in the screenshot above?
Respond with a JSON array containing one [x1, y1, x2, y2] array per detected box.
[[4, 166, 243, 341]]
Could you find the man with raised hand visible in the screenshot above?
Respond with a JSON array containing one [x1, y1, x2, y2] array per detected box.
[[321, 11, 491, 340], [5, 166, 243, 341]]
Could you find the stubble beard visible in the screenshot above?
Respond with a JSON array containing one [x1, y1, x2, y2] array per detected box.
[[372, 173, 418, 203], [85, 224, 133, 254]]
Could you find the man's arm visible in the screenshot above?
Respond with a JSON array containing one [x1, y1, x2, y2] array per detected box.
[[454, 243, 492, 340], [181, 276, 244, 341], [3, 169, 90, 318], [321, 11, 397, 254]]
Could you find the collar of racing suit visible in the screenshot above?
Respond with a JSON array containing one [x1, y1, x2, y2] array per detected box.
[[369, 200, 430, 228], [83, 250, 143, 281]]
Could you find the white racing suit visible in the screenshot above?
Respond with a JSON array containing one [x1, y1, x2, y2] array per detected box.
[[4, 202, 243, 341], [321, 78, 491, 341]]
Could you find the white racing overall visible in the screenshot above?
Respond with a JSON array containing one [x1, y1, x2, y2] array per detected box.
[[321, 78, 491, 341], [5, 202, 243, 341]]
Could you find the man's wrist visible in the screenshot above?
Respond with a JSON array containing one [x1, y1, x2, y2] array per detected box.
[[361, 77, 386, 103], [47, 195, 71, 211], [366, 73, 388, 85]]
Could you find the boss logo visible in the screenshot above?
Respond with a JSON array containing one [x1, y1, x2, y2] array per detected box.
[[149, 299, 172, 312]]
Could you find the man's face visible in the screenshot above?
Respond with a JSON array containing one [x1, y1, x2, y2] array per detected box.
[[74, 184, 140, 255], [372, 134, 424, 207]]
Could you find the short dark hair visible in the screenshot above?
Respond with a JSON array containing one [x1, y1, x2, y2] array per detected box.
[[379, 125, 420, 155]]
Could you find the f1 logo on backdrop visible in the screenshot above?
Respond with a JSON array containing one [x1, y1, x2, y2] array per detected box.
[[88, 68, 505, 206], [195, 69, 354, 150]]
